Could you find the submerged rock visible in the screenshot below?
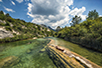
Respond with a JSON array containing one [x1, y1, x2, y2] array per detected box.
[[39, 46, 47, 53], [40, 48, 46, 53], [0, 56, 20, 68]]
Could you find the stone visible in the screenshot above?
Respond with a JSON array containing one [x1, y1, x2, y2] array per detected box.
[[0, 56, 19, 68], [0, 28, 14, 39]]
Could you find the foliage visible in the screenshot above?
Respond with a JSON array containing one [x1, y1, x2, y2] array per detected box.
[[5, 26, 12, 31], [0, 14, 6, 20], [56, 26, 61, 31], [87, 10, 99, 20], [0, 11, 55, 43], [71, 15, 81, 26], [6, 13, 10, 17], [57, 17, 102, 52], [0, 11, 4, 14]]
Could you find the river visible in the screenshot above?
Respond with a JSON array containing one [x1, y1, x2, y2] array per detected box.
[[47, 37, 102, 66], [0, 38, 57, 68], [0, 37, 102, 68]]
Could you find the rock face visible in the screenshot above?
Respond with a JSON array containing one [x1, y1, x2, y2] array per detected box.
[[0, 20, 6, 24], [0, 28, 14, 39]]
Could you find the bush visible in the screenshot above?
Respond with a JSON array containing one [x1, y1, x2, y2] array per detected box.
[[5, 26, 12, 31], [57, 17, 102, 52], [0, 14, 6, 20], [0, 23, 6, 26], [6, 17, 15, 22]]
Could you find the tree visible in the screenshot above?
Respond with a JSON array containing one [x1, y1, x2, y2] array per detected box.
[[71, 15, 81, 26], [0, 11, 4, 14], [6, 13, 10, 17], [87, 10, 99, 20], [56, 26, 61, 31]]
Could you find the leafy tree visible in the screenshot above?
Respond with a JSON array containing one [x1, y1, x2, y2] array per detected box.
[[56, 26, 61, 31], [0, 11, 4, 14], [71, 15, 81, 26], [0, 14, 6, 20], [87, 10, 99, 20], [6, 13, 10, 17], [90, 21, 102, 35], [0, 11, 6, 20], [6, 17, 15, 22], [80, 20, 95, 31]]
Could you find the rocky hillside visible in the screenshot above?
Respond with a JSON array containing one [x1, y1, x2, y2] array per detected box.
[[0, 28, 13, 39], [0, 11, 55, 43]]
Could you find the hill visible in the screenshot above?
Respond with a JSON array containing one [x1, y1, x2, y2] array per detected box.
[[0, 11, 55, 43]]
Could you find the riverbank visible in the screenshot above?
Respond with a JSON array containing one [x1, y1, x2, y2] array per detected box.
[[47, 39, 102, 68]]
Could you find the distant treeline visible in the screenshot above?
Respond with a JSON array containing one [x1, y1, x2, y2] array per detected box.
[[56, 10, 102, 52]]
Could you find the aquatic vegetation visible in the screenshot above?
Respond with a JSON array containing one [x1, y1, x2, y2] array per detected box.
[[0, 39, 56, 68]]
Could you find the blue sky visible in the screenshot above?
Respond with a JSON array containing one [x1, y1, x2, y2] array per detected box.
[[0, 0, 102, 29]]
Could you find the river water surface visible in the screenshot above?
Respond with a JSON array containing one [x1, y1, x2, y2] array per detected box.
[[0, 38, 57, 68], [48, 37, 102, 66], [0, 37, 102, 68]]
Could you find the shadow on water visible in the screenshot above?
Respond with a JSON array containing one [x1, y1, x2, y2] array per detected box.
[[46, 46, 74, 68]]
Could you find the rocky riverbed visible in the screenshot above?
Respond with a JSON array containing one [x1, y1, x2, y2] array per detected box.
[[47, 39, 102, 68]]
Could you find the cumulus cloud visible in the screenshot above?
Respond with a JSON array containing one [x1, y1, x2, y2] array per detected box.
[[69, 7, 86, 20], [4, 12, 6, 15], [16, 0, 23, 3], [27, 0, 86, 29], [0, 0, 2, 2], [11, 1, 15, 5], [4, 7, 15, 12], [99, 15, 102, 17]]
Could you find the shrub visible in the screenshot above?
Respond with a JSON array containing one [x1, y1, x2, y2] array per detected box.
[[5, 26, 12, 31]]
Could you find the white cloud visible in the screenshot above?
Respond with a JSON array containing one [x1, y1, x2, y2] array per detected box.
[[27, 3, 34, 17], [99, 15, 102, 17], [0, 0, 2, 2], [69, 7, 86, 20], [11, 1, 15, 5], [4, 7, 15, 12], [27, 0, 86, 29], [16, 0, 23, 3], [4, 12, 6, 15]]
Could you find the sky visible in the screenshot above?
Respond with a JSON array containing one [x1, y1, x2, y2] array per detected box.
[[0, 0, 102, 29]]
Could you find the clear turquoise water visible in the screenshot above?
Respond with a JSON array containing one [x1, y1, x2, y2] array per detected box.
[[0, 39, 57, 68], [1, 37, 102, 67]]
